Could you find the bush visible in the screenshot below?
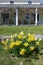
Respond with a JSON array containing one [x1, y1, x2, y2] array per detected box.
[[1, 31, 41, 57]]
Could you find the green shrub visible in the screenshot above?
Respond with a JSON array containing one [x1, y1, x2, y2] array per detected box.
[[1, 31, 41, 58]]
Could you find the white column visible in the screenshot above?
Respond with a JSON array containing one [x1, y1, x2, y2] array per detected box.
[[16, 8, 18, 25], [35, 8, 38, 26]]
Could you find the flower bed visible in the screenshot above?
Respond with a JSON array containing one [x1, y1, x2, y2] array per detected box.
[[1, 31, 41, 58]]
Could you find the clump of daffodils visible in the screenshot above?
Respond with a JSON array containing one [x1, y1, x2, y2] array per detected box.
[[1, 31, 41, 57]]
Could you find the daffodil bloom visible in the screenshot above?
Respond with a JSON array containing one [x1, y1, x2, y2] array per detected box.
[[18, 34, 22, 39], [39, 38, 41, 41], [28, 33, 30, 36], [27, 34, 35, 42], [20, 48, 26, 55], [23, 42, 29, 47], [35, 38, 37, 41], [35, 42, 40, 45], [30, 46, 35, 51], [21, 48, 26, 52], [15, 41, 21, 46], [19, 31, 24, 35], [1, 40, 7, 45], [20, 51, 24, 55], [9, 42, 16, 48]]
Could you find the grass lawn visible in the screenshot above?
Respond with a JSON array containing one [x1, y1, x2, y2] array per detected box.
[[0, 25, 43, 65], [0, 26, 43, 35], [0, 41, 43, 65]]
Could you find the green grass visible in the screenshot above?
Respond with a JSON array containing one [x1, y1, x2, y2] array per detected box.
[[0, 41, 43, 65], [0, 26, 43, 35]]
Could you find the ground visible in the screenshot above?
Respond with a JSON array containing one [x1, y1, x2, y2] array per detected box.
[[0, 25, 43, 65]]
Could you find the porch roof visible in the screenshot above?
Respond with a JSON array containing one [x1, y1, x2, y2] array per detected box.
[[0, 2, 43, 8]]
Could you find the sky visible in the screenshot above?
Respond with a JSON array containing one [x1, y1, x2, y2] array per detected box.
[[40, 0, 43, 2]]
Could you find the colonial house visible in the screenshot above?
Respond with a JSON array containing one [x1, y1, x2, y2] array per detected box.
[[0, 0, 43, 25]]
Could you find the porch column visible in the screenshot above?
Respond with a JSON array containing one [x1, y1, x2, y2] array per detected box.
[[35, 8, 38, 26], [16, 8, 18, 25]]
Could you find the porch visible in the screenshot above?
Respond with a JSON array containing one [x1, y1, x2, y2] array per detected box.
[[0, 7, 43, 25]]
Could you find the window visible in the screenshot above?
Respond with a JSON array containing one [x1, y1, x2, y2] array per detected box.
[[1, 12, 9, 21], [26, 13, 30, 19], [33, 13, 39, 22]]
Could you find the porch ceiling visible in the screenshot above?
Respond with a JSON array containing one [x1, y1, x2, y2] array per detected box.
[[18, 8, 40, 13]]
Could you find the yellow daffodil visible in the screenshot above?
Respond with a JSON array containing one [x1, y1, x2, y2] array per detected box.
[[28, 33, 30, 36], [20, 48, 26, 55], [19, 31, 24, 35], [20, 51, 24, 55], [35, 38, 37, 41], [35, 42, 40, 45], [18, 34, 22, 39], [39, 38, 41, 41], [15, 41, 21, 46], [1, 40, 7, 45], [21, 48, 26, 52], [9, 42, 16, 48], [30, 46, 35, 51], [23, 42, 29, 47], [27, 34, 35, 42]]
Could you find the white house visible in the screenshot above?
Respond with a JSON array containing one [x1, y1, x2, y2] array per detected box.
[[0, 0, 43, 25]]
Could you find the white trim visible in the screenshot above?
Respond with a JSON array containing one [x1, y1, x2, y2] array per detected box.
[[0, 3, 10, 4], [0, 2, 28, 5], [32, 2, 40, 5], [0, 2, 41, 5], [16, 8, 18, 25], [14, 2, 28, 4]]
